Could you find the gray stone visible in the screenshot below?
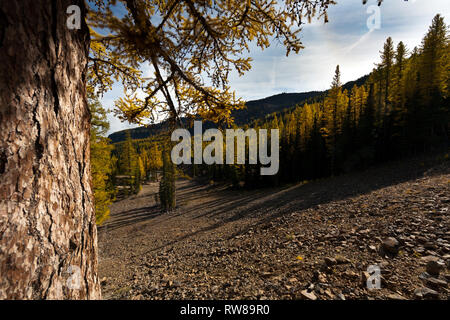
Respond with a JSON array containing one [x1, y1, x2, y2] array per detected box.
[[337, 293, 346, 300], [300, 289, 317, 300], [335, 255, 351, 264], [426, 259, 445, 276], [381, 237, 400, 254], [324, 257, 337, 267], [421, 255, 440, 263], [414, 287, 440, 300], [386, 293, 407, 300], [425, 277, 447, 289], [419, 272, 432, 281]]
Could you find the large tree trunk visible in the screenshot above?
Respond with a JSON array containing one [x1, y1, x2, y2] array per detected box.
[[0, 0, 101, 299]]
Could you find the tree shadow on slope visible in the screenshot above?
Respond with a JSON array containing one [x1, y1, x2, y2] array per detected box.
[[98, 205, 162, 232], [144, 154, 449, 252]]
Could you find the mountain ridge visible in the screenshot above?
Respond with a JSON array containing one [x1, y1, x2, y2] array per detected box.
[[108, 74, 369, 143]]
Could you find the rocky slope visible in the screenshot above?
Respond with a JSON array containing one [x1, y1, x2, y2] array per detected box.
[[98, 154, 450, 300]]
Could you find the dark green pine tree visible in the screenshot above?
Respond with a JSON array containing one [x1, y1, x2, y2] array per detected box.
[[418, 14, 449, 145], [356, 82, 376, 167], [159, 147, 176, 210]]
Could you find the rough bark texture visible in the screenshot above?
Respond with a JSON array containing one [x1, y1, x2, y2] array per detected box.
[[0, 0, 101, 299]]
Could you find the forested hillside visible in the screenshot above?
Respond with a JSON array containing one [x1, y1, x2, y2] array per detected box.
[[108, 91, 324, 143], [108, 76, 368, 143], [192, 15, 449, 188]]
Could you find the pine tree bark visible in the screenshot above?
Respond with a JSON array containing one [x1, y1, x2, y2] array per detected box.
[[0, 0, 101, 299]]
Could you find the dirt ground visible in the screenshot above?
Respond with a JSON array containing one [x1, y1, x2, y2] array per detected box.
[[98, 155, 450, 300]]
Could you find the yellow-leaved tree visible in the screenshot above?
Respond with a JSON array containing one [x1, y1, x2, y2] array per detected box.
[[87, 0, 339, 126], [89, 93, 116, 225], [87, 0, 343, 210]]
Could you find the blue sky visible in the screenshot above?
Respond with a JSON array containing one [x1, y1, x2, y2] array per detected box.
[[102, 0, 450, 135]]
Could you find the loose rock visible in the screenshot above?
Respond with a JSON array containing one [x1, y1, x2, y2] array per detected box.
[[381, 237, 400, 255], [414, 287, 440, 300], [300, 290, 317, 300], [426, 259, 445, 276], [324, 257, 337, 267]]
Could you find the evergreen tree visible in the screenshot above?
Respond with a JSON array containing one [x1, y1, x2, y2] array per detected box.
[[148, 143, 163, 181], [392, 41, 408, 108], [418, 14, 449, 142], [378, 37, 395, 113], [159, 147, 176, 210], [119, 131, 141, 194], [389, 41, 409, 155], [323, 65, 343, 175], [88, 93, 115, 225]]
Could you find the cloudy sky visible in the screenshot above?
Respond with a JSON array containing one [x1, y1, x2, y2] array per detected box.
[[102, 0, 450, 135]]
